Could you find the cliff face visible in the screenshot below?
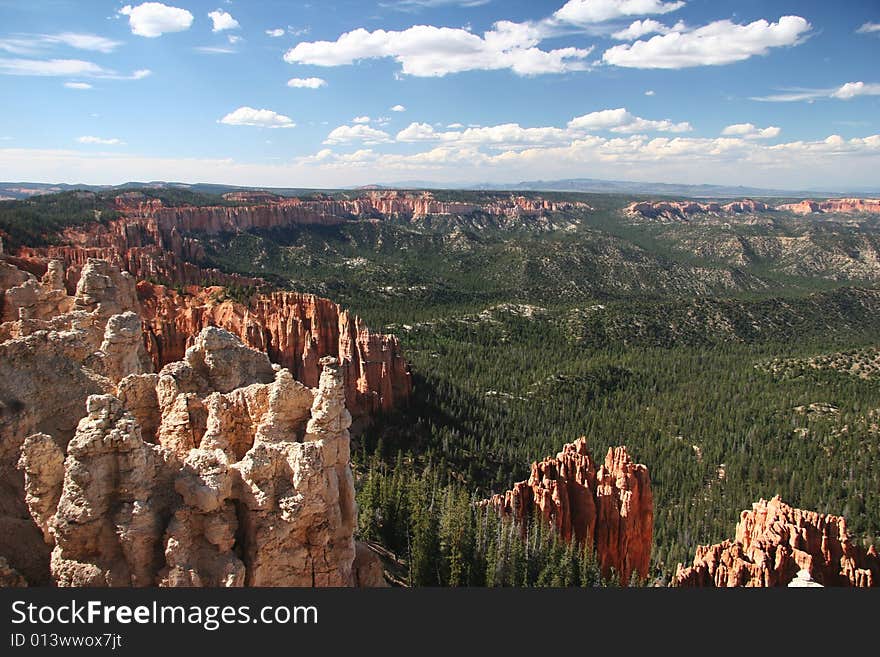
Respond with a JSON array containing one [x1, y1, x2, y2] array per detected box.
[[625, 199, 772, 222], [0, 257, 387, 587], [137, 283, 411, 419], [484, 438, 653, 584], [674, 496, 879, 587], [778, 198, 880, 215]]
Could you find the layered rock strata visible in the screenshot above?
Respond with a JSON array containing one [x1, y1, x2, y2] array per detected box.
[[674, 496, 879, 587], [484, 438, 653, 584]]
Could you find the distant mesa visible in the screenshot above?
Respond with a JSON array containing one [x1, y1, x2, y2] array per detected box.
[[626, 197, 880, 222], [776, 198, 880, 215]]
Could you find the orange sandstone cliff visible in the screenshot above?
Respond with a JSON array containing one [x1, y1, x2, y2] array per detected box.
[[674, 496, 879, 587], [484, 438, 653, 584], [778, 198, 880, 215], [137, 282, 411, 420]]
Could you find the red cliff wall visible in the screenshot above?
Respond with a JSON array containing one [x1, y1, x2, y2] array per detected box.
[[137, 282, 411, 420]]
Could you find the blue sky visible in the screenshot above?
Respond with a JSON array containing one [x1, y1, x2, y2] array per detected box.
[[0, 0, 878, 189]]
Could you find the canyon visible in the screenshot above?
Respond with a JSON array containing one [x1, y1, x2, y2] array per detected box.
[[483, 438, 653, 585]]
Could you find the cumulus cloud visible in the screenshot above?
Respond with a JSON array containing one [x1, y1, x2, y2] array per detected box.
[[567, 108, 692, 133], [284, 22, 593, 77], [208, 10, 240, 32], [856, 22, 880, 34], [64, 81, 92, 89], [391, 104, 407, 112], [266, 28, 286, 38], [287, 77, 327, 88], [831, 81, 880, 100], [119, 3, 194, 38], [721, 123, 781, 139], [554, 0, 685, 25], [393, 108, 691, 152], [77, 136, 124, 145], [353, 116, 371, 124], [324, 124, 393, 145], [751, 81, 880, 102], [612, 19, 684, 40], [219, 107, 296, 128], [603, 16, 811, 68], [5, 131, 880, 190]]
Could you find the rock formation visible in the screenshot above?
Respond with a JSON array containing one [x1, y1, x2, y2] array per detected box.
[[0, 256, 391, 587], [778, 198, 880, 215], [15, 335, 381, 587], [674, 496, 879, 587], [483, 438, 653, 584]]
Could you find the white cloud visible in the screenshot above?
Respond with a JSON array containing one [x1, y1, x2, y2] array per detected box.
[[856, 22, 880, 34], [287, 77, 327, 88], [77, 136, 124, 145], [208, 10, 240, 32], [393, 108, 691, 152], [611, 19, 683, 40], [195, 46, 236, 55], [831, 81, 880, 100], [284, 22, 593, 77], [554, 0, 685, 25], [384, 0, 492, 9], [752, 81, 880, 102], [353, 116, 371, 124], [721, 123, 781, 139], [324, 124, 393, 145], [644, 89, 655, 96], [64, 81, 92, 90], [0, 58, 148, 78], [266, 28, 286, 38], [567, 108, 691, 133], [0, 33, 123, 55], [219, 107, 296, 129], [391, 104, 407, 112], [603, 16, 811, 68], [119, 3, 194, 38]]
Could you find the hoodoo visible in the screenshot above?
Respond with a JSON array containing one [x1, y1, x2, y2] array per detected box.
[[484, 438, 653, 584]]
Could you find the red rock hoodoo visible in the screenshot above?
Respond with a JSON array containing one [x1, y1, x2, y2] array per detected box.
[[484, 438, 653, 584], [674, 496, 879, 587]]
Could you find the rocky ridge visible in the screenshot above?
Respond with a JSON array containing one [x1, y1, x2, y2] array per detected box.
[[483, 437, 653, 584], [626, 197, 880, 222], [674, 496, 879, 587]]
